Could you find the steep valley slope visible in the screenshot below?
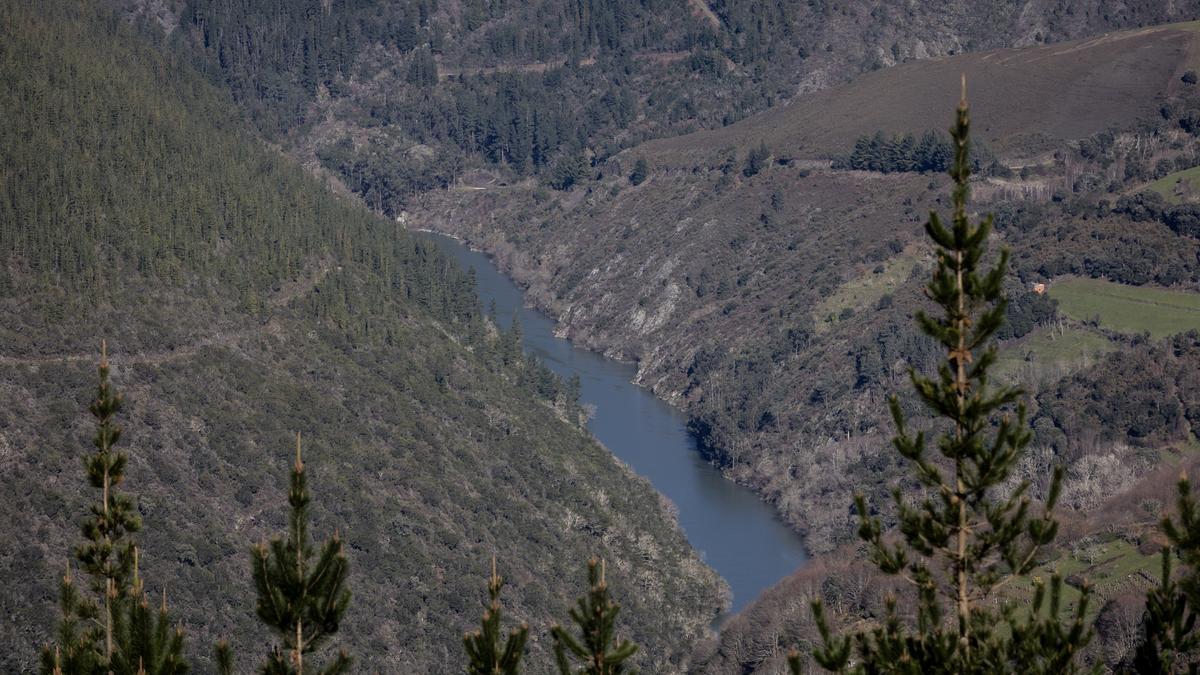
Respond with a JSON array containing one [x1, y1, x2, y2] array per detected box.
[[0, 2, 724, 671], [411, 25, 1200, 669], [413, 21, 1200, 550]]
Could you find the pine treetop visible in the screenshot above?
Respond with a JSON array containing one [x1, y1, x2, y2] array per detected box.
[[76, 341, 141, 599], [464, 556, 530, 674], [251, 433, 352, 675], [551, 558, 638, 675], [804, 81, 1094, 675]]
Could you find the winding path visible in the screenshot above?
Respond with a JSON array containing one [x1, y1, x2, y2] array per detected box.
[[0, 264, 331, 368]]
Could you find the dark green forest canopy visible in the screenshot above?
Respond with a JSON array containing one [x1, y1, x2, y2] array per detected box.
[[175, 0, 699, 133], [168, 0, 715, 209], [0, 0, 475, 327]]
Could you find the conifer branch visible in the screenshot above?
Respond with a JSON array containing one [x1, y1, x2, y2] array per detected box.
[[1135, 472, 1200, 672]]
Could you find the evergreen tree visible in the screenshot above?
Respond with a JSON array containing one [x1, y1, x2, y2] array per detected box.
[[395, 12, 419, 52], [463, 557, 529, 674], [111, 552, 188, 675], [895, 133, 917, 173], [548, 153, 589, 191], [249, 433, 352, 675], [551, 558, 638, 675], [1134, 474, 1200, 673], [215, 641, 234, 675], [843, 130, 955, 174], [912, 131, 934, 172], [40, 343, 188, 675], [867, 131, 887, 172], [799, 86, 1093, 674], [743, 142, 770, 178], [406, 46, 438, 87], [501, 313, 524, 367], [629, 158, 648, 186], [849, 135, 873, 171], [915, 130, 952, 173], [880, 134, 903, 173], [564, 373, 584, 419]]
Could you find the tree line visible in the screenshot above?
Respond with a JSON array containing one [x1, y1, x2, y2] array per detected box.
[[833, 130, 998, 175]]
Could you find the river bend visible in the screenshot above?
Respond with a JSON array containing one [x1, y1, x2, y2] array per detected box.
[[427, 232, 807, 614]]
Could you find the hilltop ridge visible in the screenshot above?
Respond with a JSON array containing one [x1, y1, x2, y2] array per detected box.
[[645, 22, 1200, 164]]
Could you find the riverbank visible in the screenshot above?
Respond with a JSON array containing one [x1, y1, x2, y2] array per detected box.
[[423, 231, 808, 614]]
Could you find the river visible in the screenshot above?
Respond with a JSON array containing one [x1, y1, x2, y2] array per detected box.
[[425, 232, 807, 615]]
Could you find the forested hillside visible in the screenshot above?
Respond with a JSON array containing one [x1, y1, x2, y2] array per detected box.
[[0, 1, 724, 671], [111, 0, 1200, 217]]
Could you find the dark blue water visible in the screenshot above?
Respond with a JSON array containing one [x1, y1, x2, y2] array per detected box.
[[425, 232, 807, 614]]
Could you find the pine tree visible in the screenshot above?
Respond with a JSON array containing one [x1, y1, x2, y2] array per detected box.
[[867, 131, 887, 172], [742, 142, 770, 178], [551, 558, 638, 675], [463, 556, 529, 674], [395, 12, 419, 52], [249, 433, 352, 675], [564, 373, 584, 423], [629, 158, 648, 186], [500, 313, 523, 367], [548, 153, 589, 191], [112, 550, 189, 675], [43, 559, 102, 675], [1134, 474, 1200, 673], [849, 136, 873, 170], [215, 640, 234, 675], [41, 342, 188, 675], [798, 83, 1093, 674]]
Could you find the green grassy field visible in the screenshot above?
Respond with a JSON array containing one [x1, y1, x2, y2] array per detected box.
[[996, 325, 1117, 384], [1048, 538, 1160, 623], [1001, 537, 1160, 625], [1049, 277, 1200, 338], [1169, 19, 1200, 33], [814, 249, 923, 332], [1145, 165, 1200, 204]]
